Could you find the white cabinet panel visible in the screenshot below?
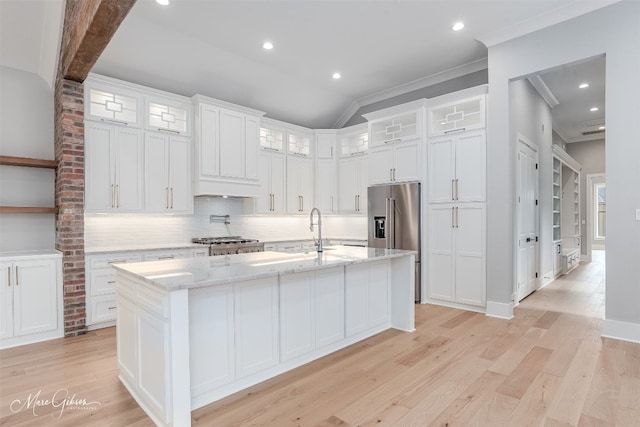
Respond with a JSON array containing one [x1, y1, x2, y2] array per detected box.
[[12, 259, 58, 337], [345, 264, 368, 337], [257, 151, 286, 214], [369, 146, 393, 185], [234, 278, 279, 378], [85, 122, 144, 212], [219, 109, 245, 179], [280, 272, 314, 361], [116, 296, 137, 385], [429, 130, 485, 203], [189, 285, 235, 393], [338, 156, 367, 214], [427, 204, 485, 307], [0, 261, 13, 339], [316, 132, 336, 159], [168, 136, 191, 212], [369, 141, 420, 185], [137, 309, 169, 418], [86, 85, 141, 126], [368, 261, 390, 327], [369, 111, 419, 146], [145, 97, 190, 135], [245, 116, 260, 180], [197, 103, 219, 178], [316, 159, 337, 213], [314, 268, 344, 348], [287, 156, 314, 214], [428, 94, 485, 137]]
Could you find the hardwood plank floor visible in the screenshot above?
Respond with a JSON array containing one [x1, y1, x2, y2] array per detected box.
[[2, 251, 639, 426]]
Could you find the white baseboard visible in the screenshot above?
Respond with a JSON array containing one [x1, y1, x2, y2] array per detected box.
[[485, 300, 514, 320], [581, 254, 591, 262], [602, 319, 640, 344], [540, 270, 555, 289]]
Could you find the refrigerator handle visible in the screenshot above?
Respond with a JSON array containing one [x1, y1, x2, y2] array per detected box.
[[388, 198, 396, 249]]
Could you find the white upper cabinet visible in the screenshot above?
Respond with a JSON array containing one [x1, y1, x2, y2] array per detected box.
[[339, 126, 368, 157], [256, 150, 286, 214], [369, 141, 420, 185], [145, 96, 191, 136], [144, 132, 192, 213], [338, 155, 368, 214], [287, 131, 312, 157], [315, 131, 337, 159], [287, 156, 314, 214], [192, 95, 265, 197], [363, 101, 427, 147], [85, 122, 144, 212], [259, 125, 285, 152], [428, 130, 485, 203], [85, 79, 142, 127], [428, 92, 486, 137]]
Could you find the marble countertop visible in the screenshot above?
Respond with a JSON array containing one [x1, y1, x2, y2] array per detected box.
[[85, 243, 205, 255], [113, 246, 415, 292], [0, 249, 62, 259]]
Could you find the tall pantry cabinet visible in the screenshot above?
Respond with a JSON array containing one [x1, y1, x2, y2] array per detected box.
[[426, 86, 487, 309]]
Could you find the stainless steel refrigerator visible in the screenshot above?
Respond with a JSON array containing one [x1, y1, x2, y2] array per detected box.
[[367, 182, 421, 302]]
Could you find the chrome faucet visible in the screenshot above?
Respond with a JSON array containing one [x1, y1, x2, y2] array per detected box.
[[309, 208, 323, 252]]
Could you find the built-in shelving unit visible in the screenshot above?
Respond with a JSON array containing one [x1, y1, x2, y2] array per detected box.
[[0, 155, 58, 214], [552, 157, 561, 242]]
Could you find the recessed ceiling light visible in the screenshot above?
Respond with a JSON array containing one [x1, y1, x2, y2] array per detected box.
[[599, 126, 606, 130], [332, 72, 341, 80], [590, 107, 599, 112], [156, 0, 169, 5], [262, 41, 274, 50], [579, 83, 589, 89], [452, 22, 465, 31]]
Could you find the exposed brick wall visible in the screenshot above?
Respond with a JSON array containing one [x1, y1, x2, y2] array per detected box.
[[54, 78, 86, 337]]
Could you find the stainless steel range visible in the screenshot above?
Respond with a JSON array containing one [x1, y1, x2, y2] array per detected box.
[[191, 236, 264, 256]]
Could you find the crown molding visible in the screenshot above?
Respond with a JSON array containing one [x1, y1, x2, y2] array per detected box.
[[477, 0, 622, 48], [356, 57, 488, 108], [527, 75, 559, 109], [332, 100, 361, 129]]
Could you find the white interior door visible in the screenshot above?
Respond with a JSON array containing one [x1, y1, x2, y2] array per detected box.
[[516, 137, 539, 301]]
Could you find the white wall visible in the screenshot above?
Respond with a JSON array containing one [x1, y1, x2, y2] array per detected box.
[[0, 66, 56, 252], [566, 139, 606, 255], [509, 78, 553, 280], [486, 1, 640, 340]]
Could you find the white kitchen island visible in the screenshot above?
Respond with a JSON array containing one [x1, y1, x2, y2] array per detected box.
[[113, 246, 415, 427]]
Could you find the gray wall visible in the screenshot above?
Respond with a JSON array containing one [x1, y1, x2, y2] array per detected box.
[[0, 66, 56, 252], [566, 139, 606, 255], [486, 1, 640, 335], [343, 69, 488, 127], [509, 78, 554, 280]]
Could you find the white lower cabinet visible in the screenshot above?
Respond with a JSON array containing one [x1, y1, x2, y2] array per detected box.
[[345, 261, 390, 336], [0, 253, 63, 349], [234, 277, 279, 378], [427, 204, 486, 307], [280, 268, 345, 362]]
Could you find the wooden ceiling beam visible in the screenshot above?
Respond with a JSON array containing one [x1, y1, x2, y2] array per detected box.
[[58, 0, 137, 83]]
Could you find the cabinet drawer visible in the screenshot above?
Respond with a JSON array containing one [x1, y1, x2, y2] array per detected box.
[[276, 243, 302, 253], [90, 270, 118, 296], [90, 296, 118, 324], [90, 254, 142, 269], [143, 249, 189, 261]]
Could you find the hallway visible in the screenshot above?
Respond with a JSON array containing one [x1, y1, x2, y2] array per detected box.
[[519, 250, 606, 318]]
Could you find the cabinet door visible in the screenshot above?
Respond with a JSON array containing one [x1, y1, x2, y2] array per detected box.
[[115, 127, 144, 211], [456, 131, 486, 202], [219, 109, 245, 179], [316, 132, 336, 159], [369, 146, 393, 185], [0, 262, 12, 339], [13, 259, 58, 336], [245, 116, 260, 180], [358, 158, 369, 212], [198, 103, 219, 178], [315, 268, 344, 348], [394, 141, 420, 182], [189, 285, 235, 393], [298, 157, 314, 214], [428, 136, 455, 203], [368, 261, 389, 326], [316, 159, 337, 213], [85, 123, 115, 211], [116, 295, 137, 385], [270, 154, 287, 214], [427, 205, 455, 302], [338, 157, 358, 213], [345, 263, 368, 336], [168, 136, 192, 212], [455, 205, 485, 306], [256, 151, 272, 213], [234, 277, 279, 378], [286, 158, 301, 213], [280, 272, 314, 361], [144, 133, 170, 211]]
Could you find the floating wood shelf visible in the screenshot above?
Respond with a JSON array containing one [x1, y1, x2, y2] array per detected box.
[[0, 155, 58, 169], [0, 206, 58, 214]]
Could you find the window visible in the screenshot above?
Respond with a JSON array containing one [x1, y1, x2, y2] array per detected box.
[[594, 183, 606, 239]]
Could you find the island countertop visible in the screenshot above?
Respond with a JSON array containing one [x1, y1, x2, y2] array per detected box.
[[112, 246, 415, 292]]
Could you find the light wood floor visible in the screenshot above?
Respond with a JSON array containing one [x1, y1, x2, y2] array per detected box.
[[2, 252, 639, 426]]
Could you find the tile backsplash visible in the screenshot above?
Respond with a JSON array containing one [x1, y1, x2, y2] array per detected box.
[[84, 197, 367, 251]]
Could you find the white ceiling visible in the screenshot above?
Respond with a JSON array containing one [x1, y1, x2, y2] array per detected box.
[[0, 0, 617, 134], [534, 56, 606, 143]]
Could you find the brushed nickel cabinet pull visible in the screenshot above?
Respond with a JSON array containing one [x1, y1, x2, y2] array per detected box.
[[111, 184, 115, 208], [116, 184, 120, 208], [455, 179, 459, 201], [15, 266, 18, 286], [7, 266, 10, 287], [452, 207, 455, 228], [451, 180, 455, 200], [170, 187, 174, 209], [108, 306, 117, 310]]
